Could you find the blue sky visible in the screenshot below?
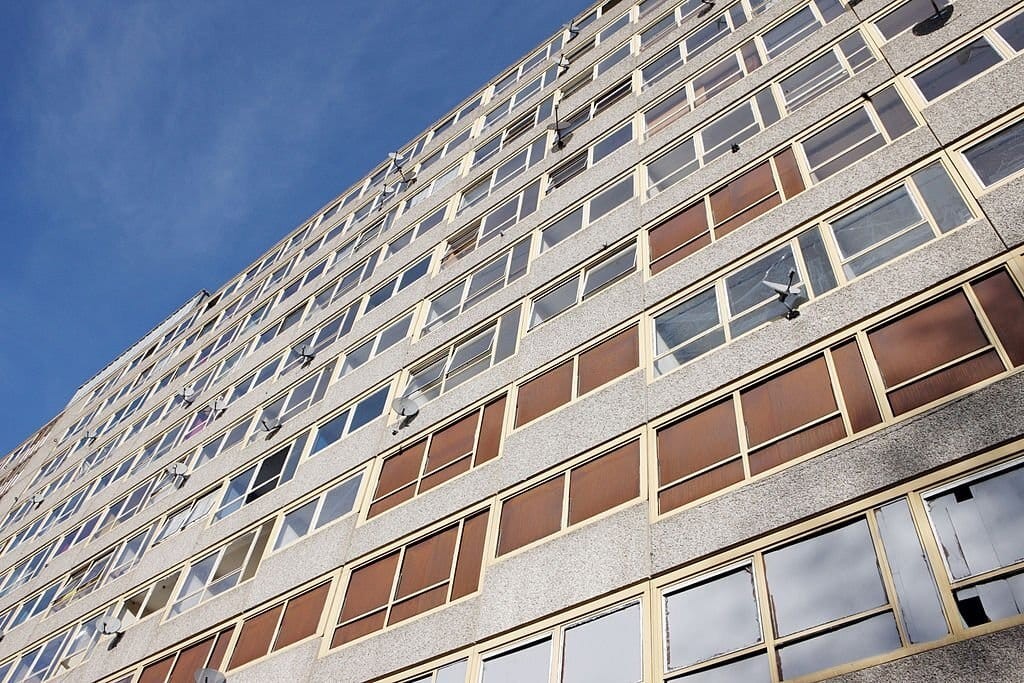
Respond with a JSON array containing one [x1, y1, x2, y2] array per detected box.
[[0, 0, 588, 455]]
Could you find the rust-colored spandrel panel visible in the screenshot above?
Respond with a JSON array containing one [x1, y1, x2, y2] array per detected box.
[[395, 525, 459, 600], [741, 355, 837, 448], [207, 625, 236, 671], [773, 147, 805, 200], [228, 605, 283, 670], [387, 584, 449, 626], [275, 583, 331, 650], [367, 484, 416, 518], [426, 413, 479, 473], [515, 360, 574, 427], [419, 457, 472, 493], [332, 609, 386, 648], [476, 396, 507, 464], [648, 201, 709, 267], [339, 551, 400, 622], [577, 326, 639, 395], [498, 477, 564, 555], [374, 442, 426, 498], [714, 193, 782, 237], [710, 160, 776, 226], [168, 636, 215, 682], [659, 458, 744, 513], [831, 340, 882, 433], [888, 350, 1004, 416], [568, 440, 641, 525], [748, 416, 847, 475], [452, 510, 490, 599], [972, 270, 1024, 366], [656, 399, 740, 485], [138, 655, 174, 683], [868, 291, 989, 388]]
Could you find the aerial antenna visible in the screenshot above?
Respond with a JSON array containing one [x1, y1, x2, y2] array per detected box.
[[31, 492, 45, 508], [84, 430, 99, 445], [177, 387, 197, 407], [390, 396, 420, 435], [912, 1, 954, 36], [387, 151, 416, 184], [565, 21, 580, 41], [260, 416, 283, 435], [547, 104, 573, 151], [210, 397, 228, 418], [761, 268, 804, 320]]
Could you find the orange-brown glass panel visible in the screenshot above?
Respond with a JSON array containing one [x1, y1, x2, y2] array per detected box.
[[387, 585, 449, 625], [659, 459, 745, 513], [972, 270, 1024, 366], [649, 201, 710, 275], [498, 477, 564, 555], [452, 510, 490, 599], [168, 635, 215, 682], [741, 355, 837, 448], [515, 360, 574, 427], [657, 399, 740, 486], [395, 525, 458, 599], [338, 552, 400, 623], [568, 440, 641, 525], [425, 413, 479, 474], [207, 626, 235, 671], [577, 326, 640, 395], [331, 610, 386, 648], [831, 340, 882, 432], [748, 415, 847, 475], [773, 147, 805, 200], [887, 350, 1004, 415], [275, 583, 331, 650], [476, 396, 507, 464], [228, 605, 283, 670], [138, 656, 174, 683]]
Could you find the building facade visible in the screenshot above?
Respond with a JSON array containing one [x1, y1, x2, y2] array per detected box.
[[1, 0, 1024, 680]]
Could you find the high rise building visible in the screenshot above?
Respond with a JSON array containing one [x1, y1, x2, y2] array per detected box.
[[2, 0, 1024, 680]]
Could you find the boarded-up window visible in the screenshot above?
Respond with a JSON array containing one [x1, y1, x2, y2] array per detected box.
[[228, 605, 283, 669], [578, 326, 640, 394], [515, 361, 574, 426], [868, 291, 1003, 415], [498, 477, 564, 555], [568, 440, 641, 524], [649, 201, 709, 274], [332, 510, 490, 648], [370, 395, 507, 517]]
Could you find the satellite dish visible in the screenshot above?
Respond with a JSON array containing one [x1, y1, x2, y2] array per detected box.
[[99, 616, 123, 635], [557, 55, 570, 72], [194, 669, 227, 683], [260, 417, 283, 434], [210, 398, 228, 415], [913, 2, 953, 36], [698, 0, 716, 17], [85, 430, 100, 442], [166, 462, 189, 477], [392, 397, 419, 418], [31, 492, 45, 507], [382, 183, 397, 196], [388, 151, 405, 164]]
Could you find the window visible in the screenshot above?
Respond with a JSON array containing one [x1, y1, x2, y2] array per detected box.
[[405, 306, 521, 404], [331, 509, 490, 646], [341, 312, 414, 376], [547, 122, 632, 192], [155, 489, 219, 544], [541, 175, 635, 251], [214, 434, 306, 521], [497, 440, 640, 555], [444, 181, 540, 268], [369, 395, 507, 517], [227, 582, 332, 669], [363, 255, 431, 315], [308, 384, 391, 456], [168, 523, 272, 616], [530, 242, 637, 329], [193, 417, 252, 469], [425, 239, 530, 335], [515, 326, 639, 427], [459, 136, 548, 213], [249, 360, 336, 441], [874, 0, 957, 41], [911, 37, 1002, 102], [962, 118, 1024, 187], [274, 473, 363, 549]]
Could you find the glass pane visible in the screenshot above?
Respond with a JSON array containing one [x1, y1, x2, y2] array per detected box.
[[667, 653, 770, 682], [777, 613, 901, 679], [875, 499, 949, 643], [765, 519, 887, 636], [542, 207, 585, 250], [912, 163, 972, 232], [996, 10, 1024, 50], [925, 462, 1024, 580], [350, 386, 390, 432], [954, 570, 1024, 626], [701, 103, 758, 162], [563, 603, 642, 683], [655, 287, 721, 357], [844, 222, 933, 278], [482, 638, 551, 683], [583, 245, 636, 298], [725, 247, 800, 336], [762, 7, 817, 58], [665, 566, 761, 670], [912, 38, 1001, 101], [316, 476, 362, 528], [648, 138, 697, 195], [830, 187, 922, 260], [531, 277, 580, 328], [436, 659, 468, 683], [964, 119, 1024, 186], [275, 501, 316, 550], [313, 410, 350, 454], [590, 176, 634, 222]]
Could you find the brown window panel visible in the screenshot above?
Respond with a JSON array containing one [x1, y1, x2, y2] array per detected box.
[[339, 552, 400, 622], [498, 477, 564, 555], [138, 656, 174, 683], [425, 413, 478, 473], [972, 270, 1024, 366], [887, 350, 1004, 416], [578, 326, 640, 395], [568, 440, 641, 525], [275, 583, 331, 650], [387, 584, 449, 626], [168, 635, 216, 682], [476, 396, 507, 464], [831, 340, 882, 432], [395, 526, 459, 599], [773, 148, 805, 200], [748, 415, 847, 475], [375, 441, 426, 499], [515, 360, 574, 427], [868, 291, 989, 388], [659, 459, 745, 513], [368, 484, 416, 517], [741, 355, 838, 448], [207, 626, 236, 672], [710, 161, 776, 226], [228, 604, 284, 670], [657, 399, 740, 486], [332, 610, 387, 648], [419, 458, 473, 493], [452, 510, 490, 599], [648, 201, 710, 275]]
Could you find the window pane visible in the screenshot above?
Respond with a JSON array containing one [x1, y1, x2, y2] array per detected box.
[[912, 39, 1001, 101], [954, 570, 1024, 626], [542, 207, 585, 250], [830, 187, 923, 262], [996, 10, 1024, 49], [655, 287, 721, 357], [701, 103, 757, 162], [762, 7, 817, 58], [802, 108, 883, 182], [583, 245, 636, 297], [316, 476, 362, 528], [777, 613, 901, 679], [725, 247, 800, 336], [531, 277, 580, 328], [590, 176, 634, 222], [482, 638, 551, 683], [562, 603, 642, 683], [912, 163, 972, 232], [667, 653, 770, 682], [764, 519, 887, 636], [964, 119, 1024, 186], [275, 501, 316, 550], [925, 462, 1024, 581], [648, 138, 697, 195], [350, 386, 390, 432], [664, 566, 761, 670]]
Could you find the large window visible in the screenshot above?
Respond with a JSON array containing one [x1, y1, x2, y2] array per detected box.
[[962, 117, 1024, 187], [274, 473, 363, 550], [530, 243, 638, 329]]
